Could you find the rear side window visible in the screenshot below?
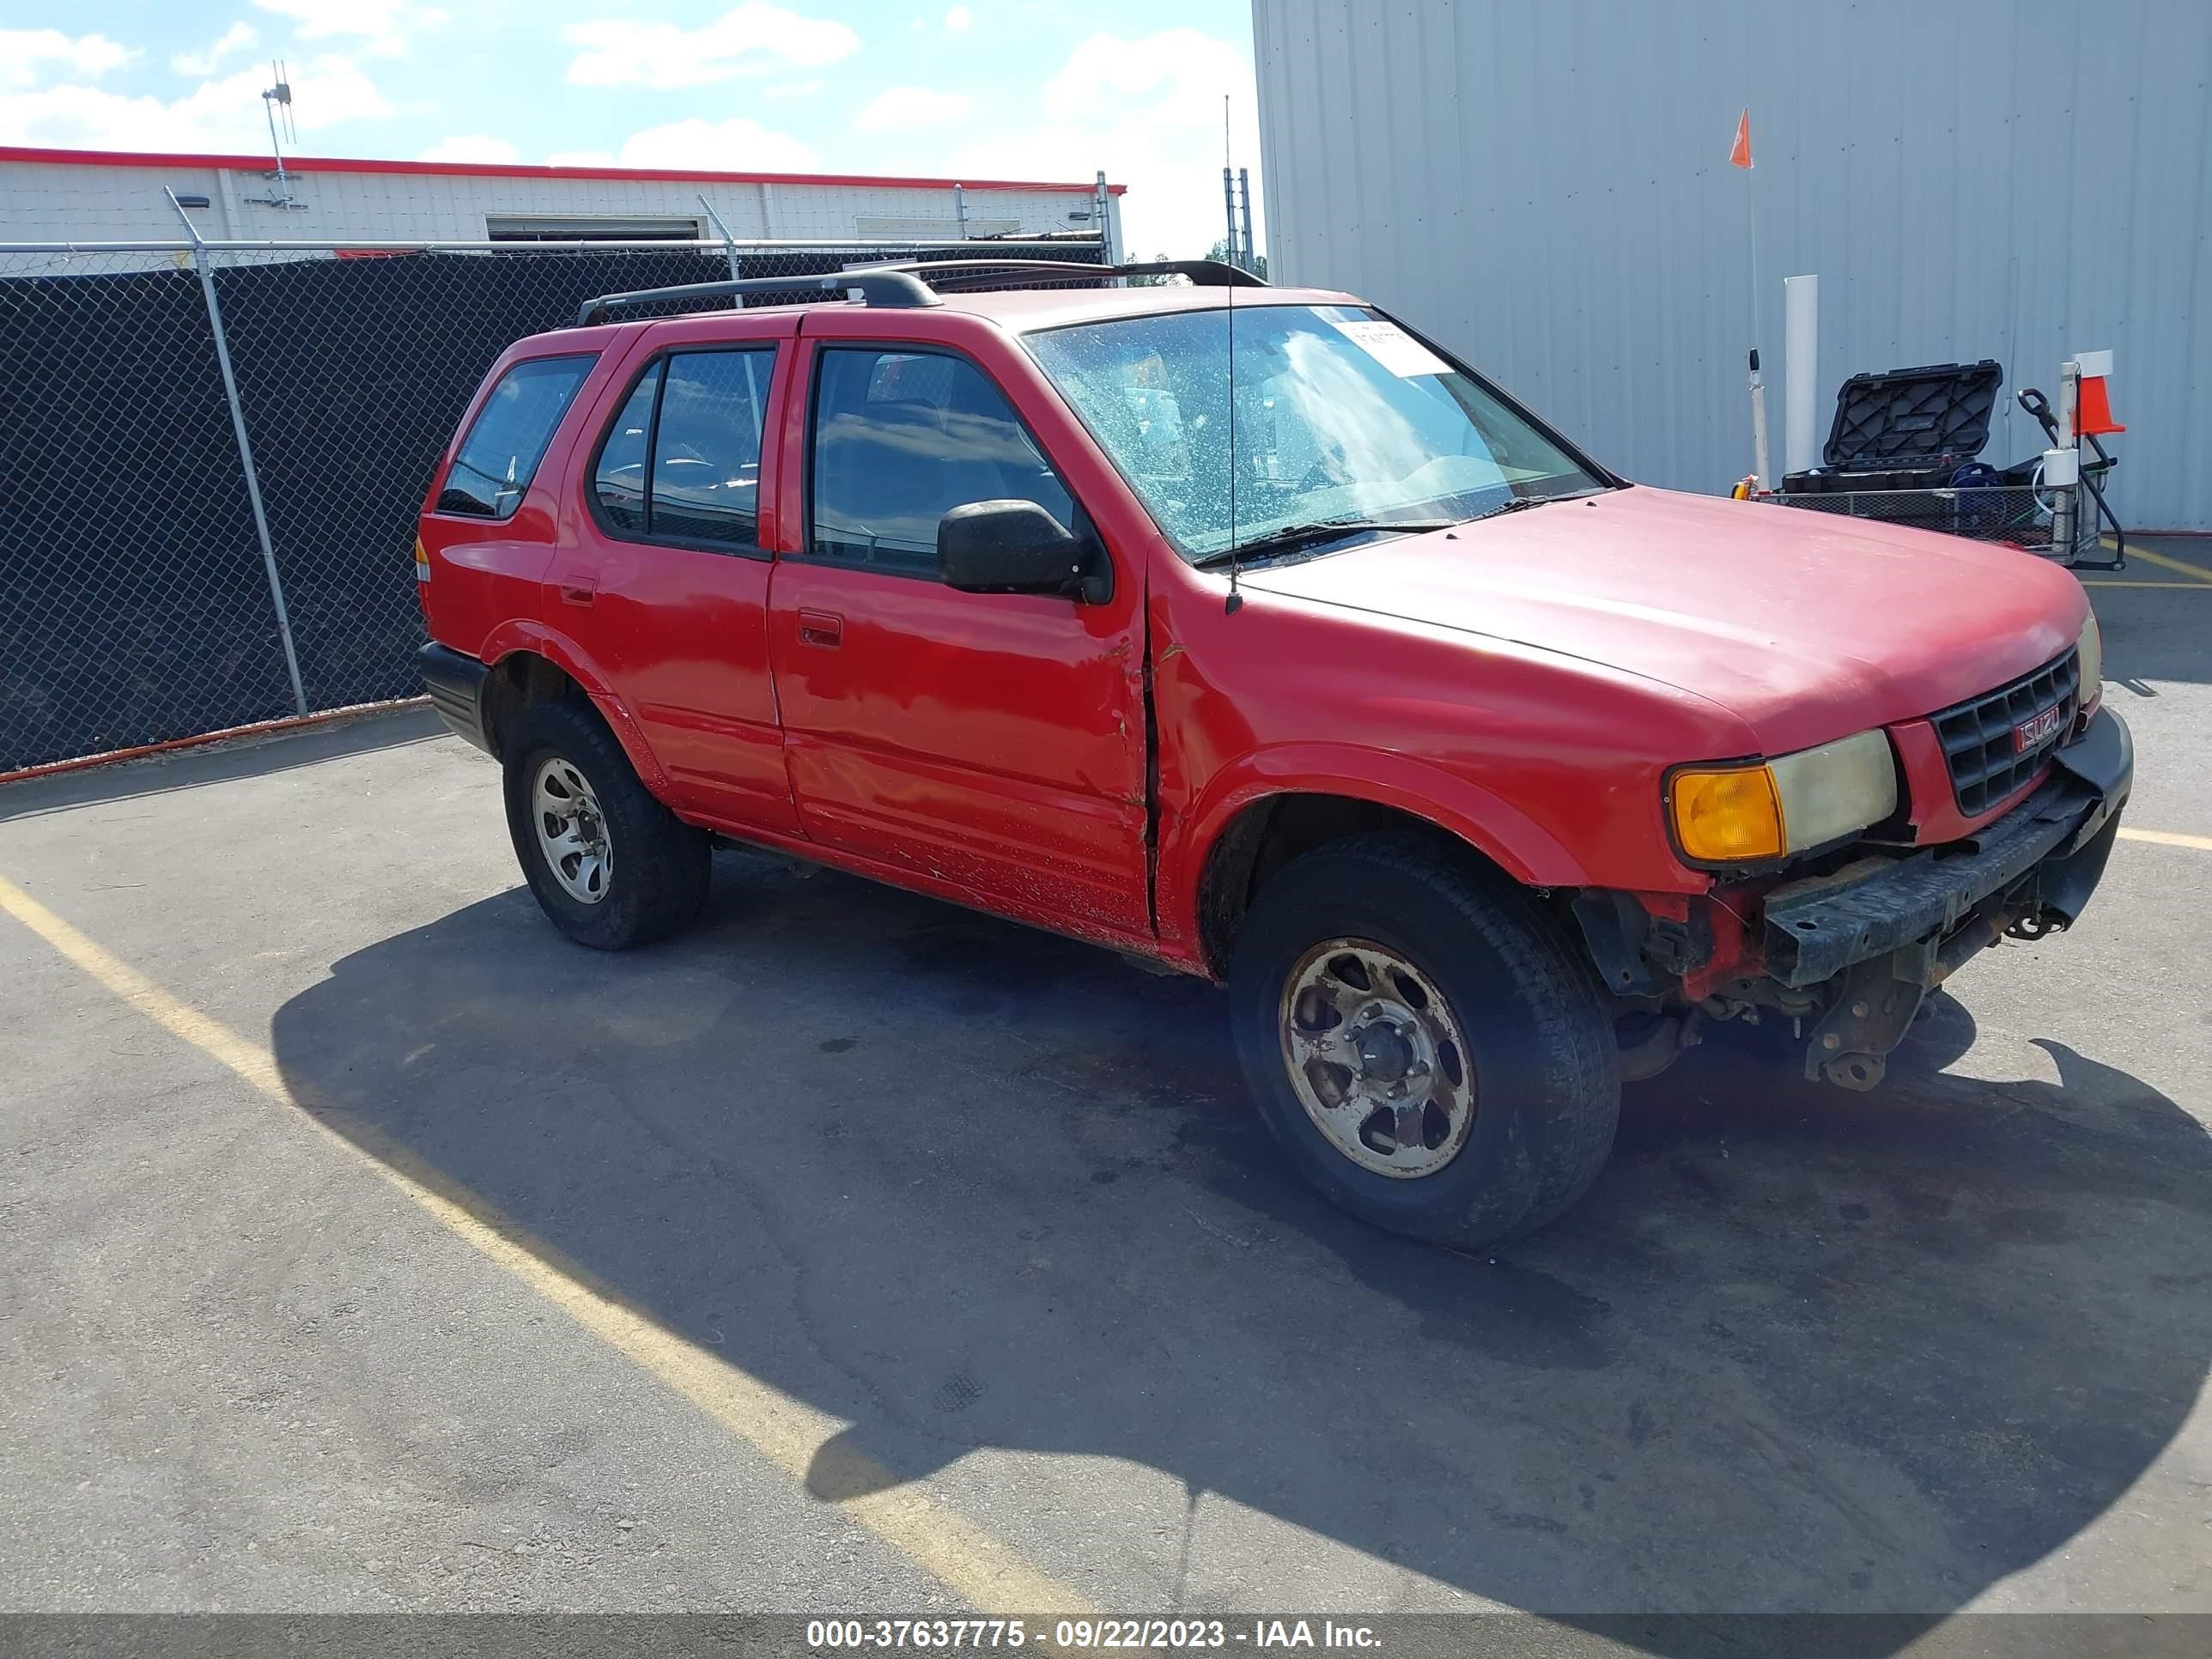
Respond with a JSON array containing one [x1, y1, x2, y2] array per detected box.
[[591, 348, 775, 551], [438, 354, 594, 520], [810, 347, 1075, 577]]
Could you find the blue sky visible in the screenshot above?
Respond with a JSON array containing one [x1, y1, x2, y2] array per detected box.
[[0, 2, 1263, 255]]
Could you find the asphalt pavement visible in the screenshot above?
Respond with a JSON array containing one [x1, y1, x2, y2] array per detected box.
[[3, 545, 2209, 1649]]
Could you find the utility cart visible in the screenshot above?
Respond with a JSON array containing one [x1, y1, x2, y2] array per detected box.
[[1751, 356, 2124, 570]]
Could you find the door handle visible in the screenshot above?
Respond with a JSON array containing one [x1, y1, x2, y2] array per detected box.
[[798, 610, 843, 648], [559, 582, 596, 607]]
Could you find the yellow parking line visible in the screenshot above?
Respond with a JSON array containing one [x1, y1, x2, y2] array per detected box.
[[0, 872, 1092, 1618], [2119, 828, 2212, 853], [2123, 545, 2212, 584]]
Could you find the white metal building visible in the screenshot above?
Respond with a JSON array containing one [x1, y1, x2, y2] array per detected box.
[[0, 145, 1123, 253], [1253, 0, 2211, 530]]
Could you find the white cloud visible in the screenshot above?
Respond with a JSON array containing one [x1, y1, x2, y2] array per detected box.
[[944, 5, 973, 31], [0, 53, 390, 149], [0, 29, 136, 90], [417, 134, 519, 164], [765, 76, 823, 100], [946, 29, 1261, 258], [855, 87, 970, 133], [612, 117, 816, 172], [546, 149, 616, 167], [564, 4, 860, 89], [173, 22, 259, 76], [252, 0, 447, 58]]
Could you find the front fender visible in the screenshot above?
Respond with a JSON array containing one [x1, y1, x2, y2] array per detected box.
[[1158, 743, 1594, 957], [476, 619, 672, 797]]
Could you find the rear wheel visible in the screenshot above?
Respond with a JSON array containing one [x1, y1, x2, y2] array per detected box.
[[501, 700, 709, 951], [1228, 833, 1620, 1248]]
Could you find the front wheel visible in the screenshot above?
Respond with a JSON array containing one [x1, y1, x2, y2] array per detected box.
[[1228, 833, 1620, 1249], [501, 699, 710, 951]]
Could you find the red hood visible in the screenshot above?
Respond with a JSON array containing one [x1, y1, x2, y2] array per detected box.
[[1242, 486, 2088, 754]]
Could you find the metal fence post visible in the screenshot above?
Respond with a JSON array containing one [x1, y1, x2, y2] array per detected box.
[[696, 194, 743, 283], [166, 188, 308, 718]]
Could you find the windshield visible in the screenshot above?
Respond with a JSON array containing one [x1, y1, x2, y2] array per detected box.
[[1024, 303, 1607, 562]]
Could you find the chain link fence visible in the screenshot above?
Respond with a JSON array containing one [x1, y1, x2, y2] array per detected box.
[[0, 237, 1106, 774]]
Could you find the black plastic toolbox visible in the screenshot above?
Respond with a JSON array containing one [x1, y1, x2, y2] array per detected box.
[[1779, 360, 2004, 494]]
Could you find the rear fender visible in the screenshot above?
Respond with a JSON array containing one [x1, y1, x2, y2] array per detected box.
[[476, 619, 672, 796]]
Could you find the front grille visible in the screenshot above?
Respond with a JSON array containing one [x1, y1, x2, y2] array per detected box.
[[1929, 648, 2080, 817]]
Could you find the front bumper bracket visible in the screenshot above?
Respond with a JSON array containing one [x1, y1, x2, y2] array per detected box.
[[1761, 708, 2130, 1087], [1763, 708, 2131, 991]]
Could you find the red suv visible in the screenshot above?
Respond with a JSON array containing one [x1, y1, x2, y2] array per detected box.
[[416, 260, 2130, 1248]]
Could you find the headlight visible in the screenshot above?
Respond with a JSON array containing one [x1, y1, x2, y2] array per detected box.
[[1668, 729, 1898, 864], [2077, 611, 2102, 709]]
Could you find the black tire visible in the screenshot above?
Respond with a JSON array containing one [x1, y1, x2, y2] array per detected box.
[[1228, 832, 1620, 1249], [501, 699, 710, 951]]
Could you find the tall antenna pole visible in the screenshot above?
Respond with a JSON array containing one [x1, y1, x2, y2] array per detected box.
[[1222, 94, 1239, 266], [1238, 167, 1255, 275]]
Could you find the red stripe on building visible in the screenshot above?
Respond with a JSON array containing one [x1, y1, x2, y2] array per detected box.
[[0, 145, 1126, 196]]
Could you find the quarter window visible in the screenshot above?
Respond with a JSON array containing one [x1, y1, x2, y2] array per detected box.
[[439, 354, 594, 520], [591, 348, 775, 550], [810, 347, 1076, 577]]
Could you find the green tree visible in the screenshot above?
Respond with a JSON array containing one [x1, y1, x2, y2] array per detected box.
[[1206, 239, 1266, 280], [1124, 252, 1177, 287]]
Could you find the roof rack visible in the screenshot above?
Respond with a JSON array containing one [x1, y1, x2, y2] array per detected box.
[[573, 268, 939, 326], [569, 256, 1268, 327], [854, 257, 1268, 291]]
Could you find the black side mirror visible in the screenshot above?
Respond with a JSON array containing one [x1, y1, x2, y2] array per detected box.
[[937, 500, 1109, 604]]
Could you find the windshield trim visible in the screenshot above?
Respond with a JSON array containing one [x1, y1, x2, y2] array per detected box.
[[1017, 301, 1626, 568]]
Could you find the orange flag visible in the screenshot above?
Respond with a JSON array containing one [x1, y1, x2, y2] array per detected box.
[[1729, 109, 1753, 168]]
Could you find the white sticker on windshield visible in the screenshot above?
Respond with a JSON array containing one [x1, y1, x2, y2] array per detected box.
[[1330, 317, 1454, 378]]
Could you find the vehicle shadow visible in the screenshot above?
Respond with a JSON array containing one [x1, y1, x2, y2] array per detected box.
[[269, 854, 2212, 1643]]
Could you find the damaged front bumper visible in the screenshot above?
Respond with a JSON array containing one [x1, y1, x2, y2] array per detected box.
[[1574, 708, 2133, 1090], [1759, 706, 2130, 1086]]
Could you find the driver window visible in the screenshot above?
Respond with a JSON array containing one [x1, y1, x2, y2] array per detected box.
[[810, 346, 1077, 578]]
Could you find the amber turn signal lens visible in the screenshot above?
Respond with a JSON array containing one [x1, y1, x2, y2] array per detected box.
[[1671, 766, 1784, 861]]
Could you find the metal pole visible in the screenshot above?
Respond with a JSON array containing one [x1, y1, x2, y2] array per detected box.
[[954, 183, 969, 242], [1747, 349, 1771, 491], [1238, 167, 1255, 274], [1094, 171, 1121, 282], [263, 95, 292, 208], [696, 194, 742, 283], [2052, 360, 2080, 562], [166, 187, 307, 718]]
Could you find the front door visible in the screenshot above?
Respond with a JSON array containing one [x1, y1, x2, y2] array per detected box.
[[766, 337, 1151, 941]]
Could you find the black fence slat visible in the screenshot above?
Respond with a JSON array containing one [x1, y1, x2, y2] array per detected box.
[[0, 240, 1105, 772]]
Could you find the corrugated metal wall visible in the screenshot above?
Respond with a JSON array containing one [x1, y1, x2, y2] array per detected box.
[[1254, 0, 2212, 530], [0, 155, 1100, 249]]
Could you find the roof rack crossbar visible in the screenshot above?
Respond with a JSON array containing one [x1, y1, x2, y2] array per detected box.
[[1112, 258, 1268, 288], [571, 256, 1270, 326], [849, 257, 1268, 291], [572, 267, 939, 326]]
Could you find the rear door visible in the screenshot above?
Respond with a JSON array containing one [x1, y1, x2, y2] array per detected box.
[[765, 315, 1152, 942], [567, 314, 801, 835]]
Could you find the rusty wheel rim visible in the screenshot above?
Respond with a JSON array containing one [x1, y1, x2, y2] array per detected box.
[[1279, 938, 1477, 1178]]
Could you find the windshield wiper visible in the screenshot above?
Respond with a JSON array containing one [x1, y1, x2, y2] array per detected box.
[[1194, 517, 1457, 568], [1464, 488, 1610, 524]]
